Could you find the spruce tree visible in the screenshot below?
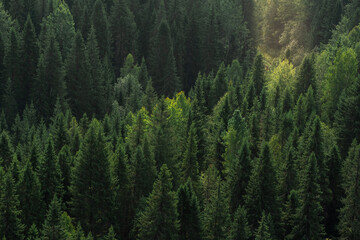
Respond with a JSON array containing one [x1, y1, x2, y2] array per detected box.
[[0, 172, 24, 240], [41, 195, 66, 240], [339, 141, 360, 239], [281, 190, 299, 239], [38, 137, 63, 208], [0, 131, 14, 170], [65, 31, 92, 117], [2, 78, 17, 123], [251, 54, 265, 96], [228, 206, 251, 240], [91, 0, 110, 59], [19, 15, 39, 111], [335, 77, 360, 158], [177, 180, 202, 240], [110, 0, 137, 76], [149, 17, 179, 97], [104, 226, 117, 240], [291, 153, 325, 239], [17, 159, 43, 231], [57, 145, 72, 204], [70, 119, 113, 236], [137, 164, 179, 240], [181, 123, 199, 183], [0, 33, 6, 103], [255, 212, 272, 240], [202, 179, 230, 240], [295, 54, 316, 98], [32, 35, 65, 119], [244, 143, 279, 231]]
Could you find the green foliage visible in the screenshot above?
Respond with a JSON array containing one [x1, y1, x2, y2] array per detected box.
[[70, 119, 113, 236], [0, 172, 24, 240], [181, 123, 199, 183], [137, 164, 179, 240], [228, 206, 251, 240], [41, 195, 66, 240]]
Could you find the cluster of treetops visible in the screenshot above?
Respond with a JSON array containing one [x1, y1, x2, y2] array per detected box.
[[0, 0, 360, 239]]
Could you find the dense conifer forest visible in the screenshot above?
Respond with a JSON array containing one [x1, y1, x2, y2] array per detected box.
[[0, 0, 360, 239]]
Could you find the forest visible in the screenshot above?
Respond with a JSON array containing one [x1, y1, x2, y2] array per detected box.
[[0, 0, 360, 239]]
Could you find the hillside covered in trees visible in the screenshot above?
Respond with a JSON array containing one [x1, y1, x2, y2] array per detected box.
[[0, 0, 360, 239]]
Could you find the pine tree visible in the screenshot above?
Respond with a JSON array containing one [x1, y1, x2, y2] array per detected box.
[[57, 145, 72, 204], [32, 35, 66, 119], [41, 195, 66, 240], [4, 28, 21, 108], [209, 62, 228, 108], [91, 0, 110, 59], [245, 143, 279, 231], [228, 206, 251, 240], [251, 54, 265, 96], [0, 33, 6, 103], [291, 153, 325, 239], [295, 54, 316, 98], [149, 17, 179, 96], [70, 119, 113, 236], [141, 78, 158, 113], [177, 180, 202, 240], [255, 212, 272, 240], [17, 159, 43, 231], [138, 57, 149, 89], [181, 123, 199, 183], [52, 112, 69, 154], [38, 137, 63, 207], [19, 15, 39, 111], [65, 31, 92, 117], [2, 78, 17, 122], [335, 77, 360, 158], [0, 131, 14, 170], [111, 139, 132, 239], [27, 224, 39, 240], [9, 0, 25, 24], [339, 141, 360, 239], [104, 226, 117, 240], [86, 26, 105, 117], [0, 172, 24, 240], [281, 190, 299, 239], [137, 164, 179, 240], [202, 178, 230, 240], [110, 0, 137, 76]]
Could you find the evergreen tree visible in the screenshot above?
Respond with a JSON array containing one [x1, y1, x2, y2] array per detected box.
[[70, 119, 113, 236], [228, 206, 251, 240], [32, 35, 65, 119], [2, 78, 17, 122], [86, 26, 105, 117], [251, 54, 265, 96], [41, 195, 66, 240], [138, 57, 149, 89], [291, 153, 325, 239], [281, 190, 299, 239], [245, 143, 279, 231], [137, 164, 179, 240], [17, 159, 43, 231], [149, 17, 179, 96], [0, 131, 14, 170], [209, 62, 228, 108], [104, 226, 117, 240], [19, 15, 39, 111], [202, 179, 230, 240], [141, 78, 158, 113], [0, 172, 24, 240], [27, 224, 39, 240], [335, 77, 360, 158], [57, 145, 72, 204], [339, 141, 360, 239], [65, 31, 92, 117], [255, 212, 272, 240], [91, 0, 110, 59], [177, 180, 202, 240], [110, 0, 137, 76], [295, 54, 316, 98], [0, 33, 6, 103], [38, 137, 63, 207], [181, 123, 199, 183]]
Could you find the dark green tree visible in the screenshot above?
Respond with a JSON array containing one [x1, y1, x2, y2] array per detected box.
[[110, 0, 137, 76], [38, 137, 63, 207], [228, 206, 251, 240], [19, 15, 39, 111], [0, 33, 6, 103], [32, 35, 66, 119], [177, 180, 202, 240], [0, 172, 24, 240], [255, 212, 272, 240], [181, 123, 199, 183], [295, 55, 316, 98], [65, 31, 92, 117], [91, 0, 110, 58], [0, 131, 14, 170], [41, 195, 66, 240], [137, 164, 179, 240], [70, 119, 113, 236], [17, 159, 43, 231], [339, 141, 360, 239], [291, 153, 325, 239], [251, 54, 265, 96], [245, 143, 279, 231], [149, 17, 179, 96]]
